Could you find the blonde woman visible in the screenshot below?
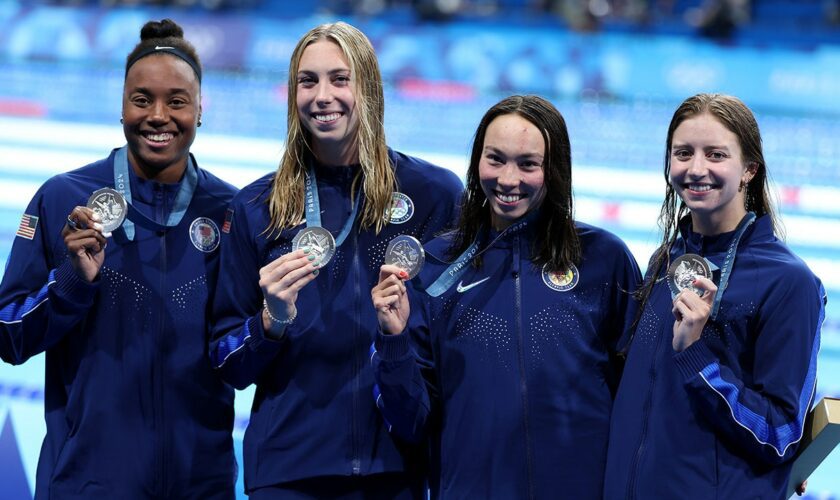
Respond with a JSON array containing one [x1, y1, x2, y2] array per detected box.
[[210, 22, 462, 498]]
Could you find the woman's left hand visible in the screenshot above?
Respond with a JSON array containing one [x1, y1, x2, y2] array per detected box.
[[672, 276, 717, 352]]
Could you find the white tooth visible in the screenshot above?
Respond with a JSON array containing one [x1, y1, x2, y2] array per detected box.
[[497, 193, 522, 202], [147, 133, 172, 142], [315, 113, 340, 122]]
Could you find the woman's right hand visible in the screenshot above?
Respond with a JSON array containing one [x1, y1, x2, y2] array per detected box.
[[63, 206, 108, 283], [372, 264, 410, 335], [259, 248, 320, 334]]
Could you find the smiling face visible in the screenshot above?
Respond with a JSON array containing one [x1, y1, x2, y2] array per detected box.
[[122, 53, 200, 182], [478, 113, 546, 231], [295, 39, 359, 166], [669, 113, 756, 235]]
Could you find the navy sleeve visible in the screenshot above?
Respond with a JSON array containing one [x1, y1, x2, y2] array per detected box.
[[428, 169, 462, 239], [371, 282, 435, 443], [673, 272, 825, 466], [603, 239, 642, 392], [606, 240, 642, 354], [0, 186, 98, 364], [209, 196, 285, 389]]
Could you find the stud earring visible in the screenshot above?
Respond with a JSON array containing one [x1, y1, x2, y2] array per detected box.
[[197, 118, 202, 127]]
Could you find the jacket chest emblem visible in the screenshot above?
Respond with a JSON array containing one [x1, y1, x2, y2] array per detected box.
[[386, 192, 414, 224], [542, 263, 579, 292], [189, 217, 220, 253]]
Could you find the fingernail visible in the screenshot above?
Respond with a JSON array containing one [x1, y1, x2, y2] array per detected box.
[[399, 271, 409, 279], [93, 223, 104, 232], [308, 255, 316, 261], [312, 269, 319, 276], [303, 247, 311, 254], [91, 213, 101, 222], [102, 231, 112, 238]]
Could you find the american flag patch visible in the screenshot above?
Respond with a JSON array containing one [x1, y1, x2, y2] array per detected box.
[[222, 208, 234, 233], [16, 213, 39, 240]]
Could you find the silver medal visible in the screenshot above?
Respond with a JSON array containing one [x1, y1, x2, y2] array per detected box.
[[292, 227, 336, 267], [384, 235, 425, 279], [87, 187, 127, 233], [667, 253, 712, 297]]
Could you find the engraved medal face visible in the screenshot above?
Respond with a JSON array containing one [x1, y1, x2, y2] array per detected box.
[[667, 253, 712, 296], [86, 187, 127, 233], [292, 226, 336, 267], [384, 235, 425, 279]]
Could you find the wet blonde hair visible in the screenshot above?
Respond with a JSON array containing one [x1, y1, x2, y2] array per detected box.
[[266, 21, 395, 236]]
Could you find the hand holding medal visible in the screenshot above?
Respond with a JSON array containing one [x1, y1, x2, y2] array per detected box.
[[372, 235, 425, 335], [668, 254, 719, 352], [259, 229, 329, 336], [61, 187, 129, 283]]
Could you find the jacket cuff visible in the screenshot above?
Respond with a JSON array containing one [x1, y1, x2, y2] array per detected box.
[[52, 259, 99, 305], [673, 338, 718, 382], [374, 329, 411, 361], [249, 312, 287, 346]]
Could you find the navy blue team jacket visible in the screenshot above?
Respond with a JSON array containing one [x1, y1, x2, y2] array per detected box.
[[209, 149, 462, 492], [605, 215, 826, 500], [372, 220, 641, 499], [0, 149, 237, 499]]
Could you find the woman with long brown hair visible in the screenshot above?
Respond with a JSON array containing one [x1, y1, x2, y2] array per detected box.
[[605, 93, 826, 499]]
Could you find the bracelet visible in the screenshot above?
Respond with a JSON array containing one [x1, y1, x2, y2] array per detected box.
[[263, 299, 296, 325]]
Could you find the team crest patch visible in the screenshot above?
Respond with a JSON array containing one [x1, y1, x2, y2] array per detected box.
[[189, 217, 220, 253], [542, 263, 579, 292], [386, 192, 414, 224], [16, 213, 39, 240]]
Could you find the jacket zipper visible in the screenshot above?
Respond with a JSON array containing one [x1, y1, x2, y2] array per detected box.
[[351, 227, 362, 475], [154, 185, 168, 497], [512, 235, 535, 499]]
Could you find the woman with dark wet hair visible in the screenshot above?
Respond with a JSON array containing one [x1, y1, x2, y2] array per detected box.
[[371, 95, 640, 499], [605, 94, 826, 500]]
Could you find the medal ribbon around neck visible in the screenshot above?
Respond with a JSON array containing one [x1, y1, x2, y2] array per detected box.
[[680, 211, 756, 320], [425, 216, 533, 298], [304, 161, 362, 247], [114, 145, 198, 240]]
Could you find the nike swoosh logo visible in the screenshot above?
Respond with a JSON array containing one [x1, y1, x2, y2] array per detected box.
[[456, 277, 490, 293]]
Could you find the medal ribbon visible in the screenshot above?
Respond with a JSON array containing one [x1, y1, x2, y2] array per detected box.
[[709, 211, 756, 320], [114, 146, 198, 239], [425, 217, 533, 297], [304, 162, 361, 247]]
